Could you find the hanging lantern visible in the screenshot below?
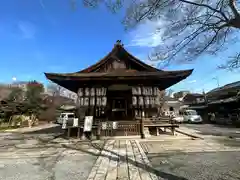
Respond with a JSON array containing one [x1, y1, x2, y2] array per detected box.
[[85, 88, 90, 96], [76, 97, 80, 106], [149, 87, 153, 96], [96, 88, 101, 96], [96, 97, 101, 106], [138, 96, 144, 106], [150, 97, 155, 106], [142, 87, 146, 95], [135, 110, 138, 117], [132, 87, 137, 95], [101, 87, 106, 96], [80, 98, 84, 106], [101, 97, 107, 106], [84, 97, 89, 106], [146, 87, 150, 95], [153, 87, 158, 96], [144, 96, 150, 106], [90, 97, 95, 106], [78, 88, 83, 97], [132, 96, 137, 106], [90, 88, 95, 96], [137, 87, 142, 95]]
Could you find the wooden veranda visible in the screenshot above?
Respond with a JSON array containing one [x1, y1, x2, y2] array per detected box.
[[64, 116, 178, 139]]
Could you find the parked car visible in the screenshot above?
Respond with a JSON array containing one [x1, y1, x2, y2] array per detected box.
[[172, 116, 184, 123], [179, 109, 203, 123], [56, 112, 76, 126]]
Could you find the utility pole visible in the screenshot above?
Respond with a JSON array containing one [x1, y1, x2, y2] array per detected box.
[[202, 89, 209, 122], [212, 77, 220, 88], [202, 89, 208, 106]]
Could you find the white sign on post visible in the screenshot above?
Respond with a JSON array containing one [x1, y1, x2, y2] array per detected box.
[[102, 122, 107, 130], [112, 122, 118, 129], [73, 118, 79, 127], [62, 117, 67, 129], [83, 116, 93, 132]]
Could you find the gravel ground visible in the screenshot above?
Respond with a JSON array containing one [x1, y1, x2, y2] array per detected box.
[[148, 151, 240, 180], [182, 124, 240, 138], [0, 132, 101, 180]]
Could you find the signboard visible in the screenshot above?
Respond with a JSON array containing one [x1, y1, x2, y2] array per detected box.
[[112, 122, 118, 129], [62, 117, 67, 129], [73, 118, 79, 127], [102, 122, 107, 130], [83, 116, 93, 132]]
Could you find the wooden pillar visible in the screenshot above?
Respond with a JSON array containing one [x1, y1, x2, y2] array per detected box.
[[77, 127, 81, 139], [67, 127, 71, 139], [171, 126, 175, 135], [140, 108, 145, 139], [96, 122, 101, 140]]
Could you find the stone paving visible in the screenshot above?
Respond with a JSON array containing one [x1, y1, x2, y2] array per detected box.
[[87, 140, 159, 180], [140, 138, 240, 154]]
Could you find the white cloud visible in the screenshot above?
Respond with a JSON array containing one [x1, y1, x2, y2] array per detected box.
[[135, 54, 159, 68], [126, 20, 164, 48], [188, 80, 197, 83], [12, 77, 17, 81], [18, 21, 36, 39]]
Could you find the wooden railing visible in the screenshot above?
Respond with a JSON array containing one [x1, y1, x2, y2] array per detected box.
[[100, 120, 140, 136]]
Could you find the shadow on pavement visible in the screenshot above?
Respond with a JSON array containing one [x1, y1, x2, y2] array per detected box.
[[23, 125, 64, 135], [215, 138, 240, 147], [27, 136, 188, 180]]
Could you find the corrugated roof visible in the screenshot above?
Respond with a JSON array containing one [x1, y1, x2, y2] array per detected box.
[[207, 81, 240, 94]]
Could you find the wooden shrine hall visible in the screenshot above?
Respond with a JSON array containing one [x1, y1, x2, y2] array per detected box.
[[45, 40, 193, 138]]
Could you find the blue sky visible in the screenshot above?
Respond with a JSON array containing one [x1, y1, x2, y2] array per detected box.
[[0, 0, 239, 93]]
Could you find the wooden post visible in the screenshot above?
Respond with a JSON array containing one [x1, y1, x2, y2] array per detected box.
[[77, 127, 81, 139], [140, 108, 145, 139], [171, 126, 175, 135], [97, 121, 101, 140], [67, 127, 71, 139]]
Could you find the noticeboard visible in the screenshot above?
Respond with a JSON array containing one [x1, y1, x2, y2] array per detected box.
[[84, 116, 93, 132]]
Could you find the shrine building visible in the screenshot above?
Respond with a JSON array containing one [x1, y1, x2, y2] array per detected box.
[[45, 40, 193, 137]]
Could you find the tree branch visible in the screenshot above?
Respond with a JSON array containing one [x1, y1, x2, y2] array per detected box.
[[179, 0, 229, 20], [229, 0, 240, 17]]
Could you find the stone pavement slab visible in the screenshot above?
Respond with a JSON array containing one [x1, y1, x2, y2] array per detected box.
[[4, 123, 60, 133], [86, 140, 159, 180]]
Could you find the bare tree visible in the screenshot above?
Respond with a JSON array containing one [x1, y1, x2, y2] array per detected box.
[[74, 0, 240, 70], [47, 82, 62, 97], [157, 90, 167, 116]]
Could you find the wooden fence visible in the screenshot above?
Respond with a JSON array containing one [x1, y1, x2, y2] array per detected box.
[[100, 120, 140, 136]]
